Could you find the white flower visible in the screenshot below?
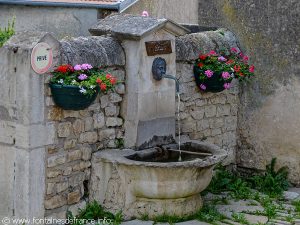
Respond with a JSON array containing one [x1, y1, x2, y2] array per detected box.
[[79, 87, 86, 94], [71, 80, 76, 84], [58, 79, 64, 84], [90, 85, 95, 89], [231, 73, 235, 78]]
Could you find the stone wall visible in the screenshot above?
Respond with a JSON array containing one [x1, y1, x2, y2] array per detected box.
[[44, 36, 126, 218], [0, 5, 99, 38], [197, 0, 300, 184], [175, 29, 240, 164], [123, 0, 198, 25]]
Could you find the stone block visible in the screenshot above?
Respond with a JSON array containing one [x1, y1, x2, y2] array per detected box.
[[67, 150, 82, 162], [56, 181, 69, 193], [47, 170, 61, 178], [73, 119, 85, 135], [69, 172, 85, 187], [0, 121, 15, 145], [99, 129, 116, 141], [93, 112, 105, 129], [84, 117, 94, 131], [64, 139, 77, 150], [224, 116, 238, 131], [191, 109, 204, 120], [63, 110, 79, 118], [204, 105, 216, 118], [100, 95, 109, 108], [58, 122, 72, 137], [217, 104, 231, 117], [105, 105, 118, 116], [68, 190, 81, 204], [63, 167, 72, 176], [115, 83, 125, 94], [209, 118, 224, 129], [196, 119, 209, 131], [109, 93, 122, 103], [68, 200, 86, 217], [47, 183, 56, 195], [81, 146, 92, 161], [181, 121, 196, 133], [210, 95, 227, 104], [48, 107, 63, 121], [47, 153, 66, 168], [79, 132, 98, 144], [106, 117, 123, 127], [45, 195, 67, 210]]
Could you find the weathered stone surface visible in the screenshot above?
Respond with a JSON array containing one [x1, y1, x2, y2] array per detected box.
[[48, 153, 66, 168], [93, 112, 105, 129], [99, 129, 116, 141], [106, 117, 123, 127], [73, 119, 85, 135], [105, 105, 118, 117], [47, 183, 56, 195], [115, 83, 126, 94], [176, 29, 238, 61], [84, 117, 94, 131], [67, 150, 82, 162], [67, 190, 81, 204], [204, 105, 217, 118], [69, 172, 85, 187], [109, 93, 122, 103], [64, 139, 77, 149], [68, 200, 86, 217], [45, 195, 67, 209], [81, 146, 92, 161], [47, 170, 62, 178], [283, 191, 300, 201], [61, 36, 125, 66], [79, 132, 98, 144], [89, 14, 188, 40], [56, 181, 68, 193], [57, 122, 72, 137]]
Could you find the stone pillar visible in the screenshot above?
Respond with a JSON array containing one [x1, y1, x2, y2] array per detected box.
[[0, 32, 60, 220], [89, 14, 189, 148]]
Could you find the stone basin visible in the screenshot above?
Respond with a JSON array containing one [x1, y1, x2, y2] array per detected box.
[[90, 140, 227, 219]]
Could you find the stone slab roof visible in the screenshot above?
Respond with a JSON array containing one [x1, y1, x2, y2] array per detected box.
[[89, 14, 190, 40], [0, 0, 138, 10]]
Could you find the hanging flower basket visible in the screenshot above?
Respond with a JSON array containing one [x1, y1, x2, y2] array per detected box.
[[49, 63, 117, 110], [193, 68, 227, 93], [194, 49, 255, 93], [49, 84, 99, 110]]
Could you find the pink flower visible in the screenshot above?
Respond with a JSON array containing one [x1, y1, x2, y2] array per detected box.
[[78, 73, 88, 80], [223, 83, 231, 89], [74, 65, 82, 71], [81, 64, 93, 70], [208, 50, 217, 56], [200, 84, 206, 90], [141, 11, 149, 17], [218, 56, 227, 62], [249, 65, 255, 73], [243, 55, 249, 62], [204, 70, 214, 78], [239, 52, 244, 58], [222, 71, 231, 79], [230, 47, 239, 53]]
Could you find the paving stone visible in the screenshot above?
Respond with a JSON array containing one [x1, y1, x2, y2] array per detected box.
[[175, 220, 211, 225], [120, 220, 153, 225], [244, 214, 268, 224], [283, 191, 300, 201]]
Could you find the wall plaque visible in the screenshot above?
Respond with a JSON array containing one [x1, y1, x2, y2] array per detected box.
[[31, 42, 53, 74], [145, 40, 172, 56]]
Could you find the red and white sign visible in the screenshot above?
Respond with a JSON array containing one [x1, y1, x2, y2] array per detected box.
[[31, 42, 53, 74]]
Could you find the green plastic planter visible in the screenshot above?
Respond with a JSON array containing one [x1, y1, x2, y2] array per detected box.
[[49, 84, 99, 110], [193, 66, 228, 93]]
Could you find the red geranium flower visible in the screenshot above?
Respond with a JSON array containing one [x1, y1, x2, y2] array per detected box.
[[110, 77, 117, 85], [226, 59, 234, 65], [100, 83, 107, 91], [234, 65, 241, 72], [198, 63, 204, 68], [199, 54, 207, 60], [106, 74, 112, 79], [96, 78, 102, 84]]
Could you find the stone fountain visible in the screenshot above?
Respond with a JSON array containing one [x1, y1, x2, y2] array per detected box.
[[89, 14, 227, 219]]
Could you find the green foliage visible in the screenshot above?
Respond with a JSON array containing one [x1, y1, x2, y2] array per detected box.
[[248, 158, 290, 197], [66, 201, 122, 225], [0, 18, 15, 47], [292, 200, 300, 213], [231, 213, 249, 224], [206, 158, 290, 199], [193, 205, 227, 224], [115, 138, 124, 148]]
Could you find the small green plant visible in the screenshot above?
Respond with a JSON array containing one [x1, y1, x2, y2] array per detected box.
[[193, 205, 227, 225], [231, 213, 249, 224], [0, 18, 15, 47], [292, 200, 300, 213], [248, 158, 290, 197], [66, 201, 122, 225], [115, 138, 124, 148]]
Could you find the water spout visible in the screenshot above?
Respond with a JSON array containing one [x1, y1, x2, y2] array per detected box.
[[162, 74, 180, 94]]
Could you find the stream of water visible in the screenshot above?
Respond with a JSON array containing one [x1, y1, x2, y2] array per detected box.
[[177, 93, 182, 162]]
